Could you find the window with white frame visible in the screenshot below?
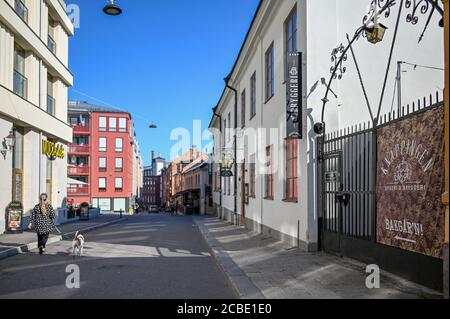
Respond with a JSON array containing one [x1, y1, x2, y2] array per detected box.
[[99, 117, 107, 131], [115, 157, 123, 172], [99, 157, 107, 172], [115, 138, 123, 152], [99, 137, 107, 152], [99, 177, 106, 192], [115, 177, 123, 192], [119, 118, 127, 132], [109, 117, 117, 132]]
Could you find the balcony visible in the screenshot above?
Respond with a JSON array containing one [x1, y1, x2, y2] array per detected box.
[[67, 184, 89, 196], [48, 35, 56, 54], [14, 0, 28, 23], [13, 70, 27, 99], [68, 144, 90, 154], [72, 124, 91, 134], [68, 165, 90, 175]]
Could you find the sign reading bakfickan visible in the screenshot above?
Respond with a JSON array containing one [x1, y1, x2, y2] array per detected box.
[[42, 140, 65, 160], [376, 106, 445, 259], [286, 52, 302, 139]]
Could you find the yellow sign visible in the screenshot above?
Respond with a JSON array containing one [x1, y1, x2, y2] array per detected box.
[[42, 140, 65, 159]]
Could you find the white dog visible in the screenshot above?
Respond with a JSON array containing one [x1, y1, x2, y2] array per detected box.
[[72, 231, 85, 257]]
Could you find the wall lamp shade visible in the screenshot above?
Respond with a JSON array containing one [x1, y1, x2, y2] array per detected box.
[[365, 23, 388, 44], [103, 0, 122, 16], [5, 131, 16, 149]]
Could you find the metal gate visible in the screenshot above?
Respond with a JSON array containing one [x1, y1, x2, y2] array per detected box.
[[317, 93, 444, 291]]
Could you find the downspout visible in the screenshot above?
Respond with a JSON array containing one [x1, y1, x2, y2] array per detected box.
[[225, 76, 238, 223], [212, 110, 222, 209]]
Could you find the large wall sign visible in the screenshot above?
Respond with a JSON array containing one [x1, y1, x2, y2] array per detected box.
[[42, 140, 65, 159], [286, 52, 303, 139], [376, 106, 445, 258]]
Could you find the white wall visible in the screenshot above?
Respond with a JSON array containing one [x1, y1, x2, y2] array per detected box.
[[0, 116, 13, 231]]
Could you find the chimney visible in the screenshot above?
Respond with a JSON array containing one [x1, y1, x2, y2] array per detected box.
[[152, 151, 156, 160]]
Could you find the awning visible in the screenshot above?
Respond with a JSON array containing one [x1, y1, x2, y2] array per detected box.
[[67, 178, 88, 186]]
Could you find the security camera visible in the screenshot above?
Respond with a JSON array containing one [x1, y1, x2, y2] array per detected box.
[[314, 122, 324, 135]]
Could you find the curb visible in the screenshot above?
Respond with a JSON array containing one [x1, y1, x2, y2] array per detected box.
[[194, 217, 266, 300], [0, 217, 127, 261]]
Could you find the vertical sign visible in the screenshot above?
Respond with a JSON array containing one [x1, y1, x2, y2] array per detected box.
[[286, 52, 303, 139], [376, 106, 445, 258]]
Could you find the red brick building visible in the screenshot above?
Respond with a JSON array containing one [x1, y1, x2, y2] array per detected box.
[[67, 101, 137, 212]]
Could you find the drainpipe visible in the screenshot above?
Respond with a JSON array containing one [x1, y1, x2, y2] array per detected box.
[[224, 75, 238, 225], [212, 109, 223, 211]]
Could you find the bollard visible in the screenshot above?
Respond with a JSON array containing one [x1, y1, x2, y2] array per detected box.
[[120, 209, 123, 219]]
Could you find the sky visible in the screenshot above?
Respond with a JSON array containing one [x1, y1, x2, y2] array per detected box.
[[67, 0, 260, 166]]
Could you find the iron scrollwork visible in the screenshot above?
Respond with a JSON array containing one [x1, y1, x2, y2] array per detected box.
[[330, 44, 348, 80], [405, 0, 431, 24], [363, 0, 396, 25]]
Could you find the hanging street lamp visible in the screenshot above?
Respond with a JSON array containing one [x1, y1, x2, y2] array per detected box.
[[103, 0, 123, 16], [365, 23, 388, 44]]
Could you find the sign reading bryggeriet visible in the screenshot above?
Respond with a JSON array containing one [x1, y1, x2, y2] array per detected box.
[[286, 52, 303, 139], [376, 106, 445, 258]]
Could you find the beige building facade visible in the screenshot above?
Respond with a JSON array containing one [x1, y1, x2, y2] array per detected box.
[[0, 0, 74, 232]]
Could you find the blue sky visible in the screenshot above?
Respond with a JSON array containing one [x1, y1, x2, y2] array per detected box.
[[68, 0, 260, 165]]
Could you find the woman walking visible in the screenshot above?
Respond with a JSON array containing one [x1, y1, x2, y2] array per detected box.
[[28, 193, 56, 255]]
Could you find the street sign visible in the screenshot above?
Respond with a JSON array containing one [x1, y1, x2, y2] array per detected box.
[[286, 51, 303, 139]]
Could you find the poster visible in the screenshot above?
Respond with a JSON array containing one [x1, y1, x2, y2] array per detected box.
[[376, 106, 445, 258]]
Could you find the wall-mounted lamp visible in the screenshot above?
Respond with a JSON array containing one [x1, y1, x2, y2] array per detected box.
[[1, 130, 16, 159]]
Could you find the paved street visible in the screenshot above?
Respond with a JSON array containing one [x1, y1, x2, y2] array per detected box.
[[0, 215, 237, 299]]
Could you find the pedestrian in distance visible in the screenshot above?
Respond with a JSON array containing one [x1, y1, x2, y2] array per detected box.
[[28, 193, 56, 255]]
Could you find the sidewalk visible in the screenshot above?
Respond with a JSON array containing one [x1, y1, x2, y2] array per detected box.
[[0, 214, 126, 260], [195, 216, 443, 299]]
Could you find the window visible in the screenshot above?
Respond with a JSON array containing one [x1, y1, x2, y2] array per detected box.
[[99, 177, 107, 192], [48, 17, 56, 54], [227, 112, 231, 142], [13, 45, 27, 98], [241, 90, 246, 128], [265, 43, 275, 101], [285, 139, 298, 201], [115, 138, 123, 152], [265, 145, 274, 199], [47, 74, 55, 115], [46, 157, 52, 200], [215, 171, 221, 192], [109, 117, 117, 132], [115, 158, 123, 172], [249, 154, 256, 198], [285, 6, 298, 79], [115, 178, 123, 192], [99, 117, 107, 131], [12, 128, 24, 203], [15, 0, 28, 23], [119, 118, 127, 132], [250, 72, 257, 118], [99, 157, 107, 172], [99, 137, 107, 152]]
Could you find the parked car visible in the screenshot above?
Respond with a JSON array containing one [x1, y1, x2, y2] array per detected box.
[[149, 205, 159, 214]]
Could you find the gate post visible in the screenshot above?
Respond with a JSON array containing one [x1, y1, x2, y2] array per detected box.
[[442, 0, 449, 300], [316, 135, 324, 250], [371, 121, 378, 243]]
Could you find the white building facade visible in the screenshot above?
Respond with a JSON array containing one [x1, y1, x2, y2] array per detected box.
[[0, 0, 74, 232], [210, 0, 444, 250]]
